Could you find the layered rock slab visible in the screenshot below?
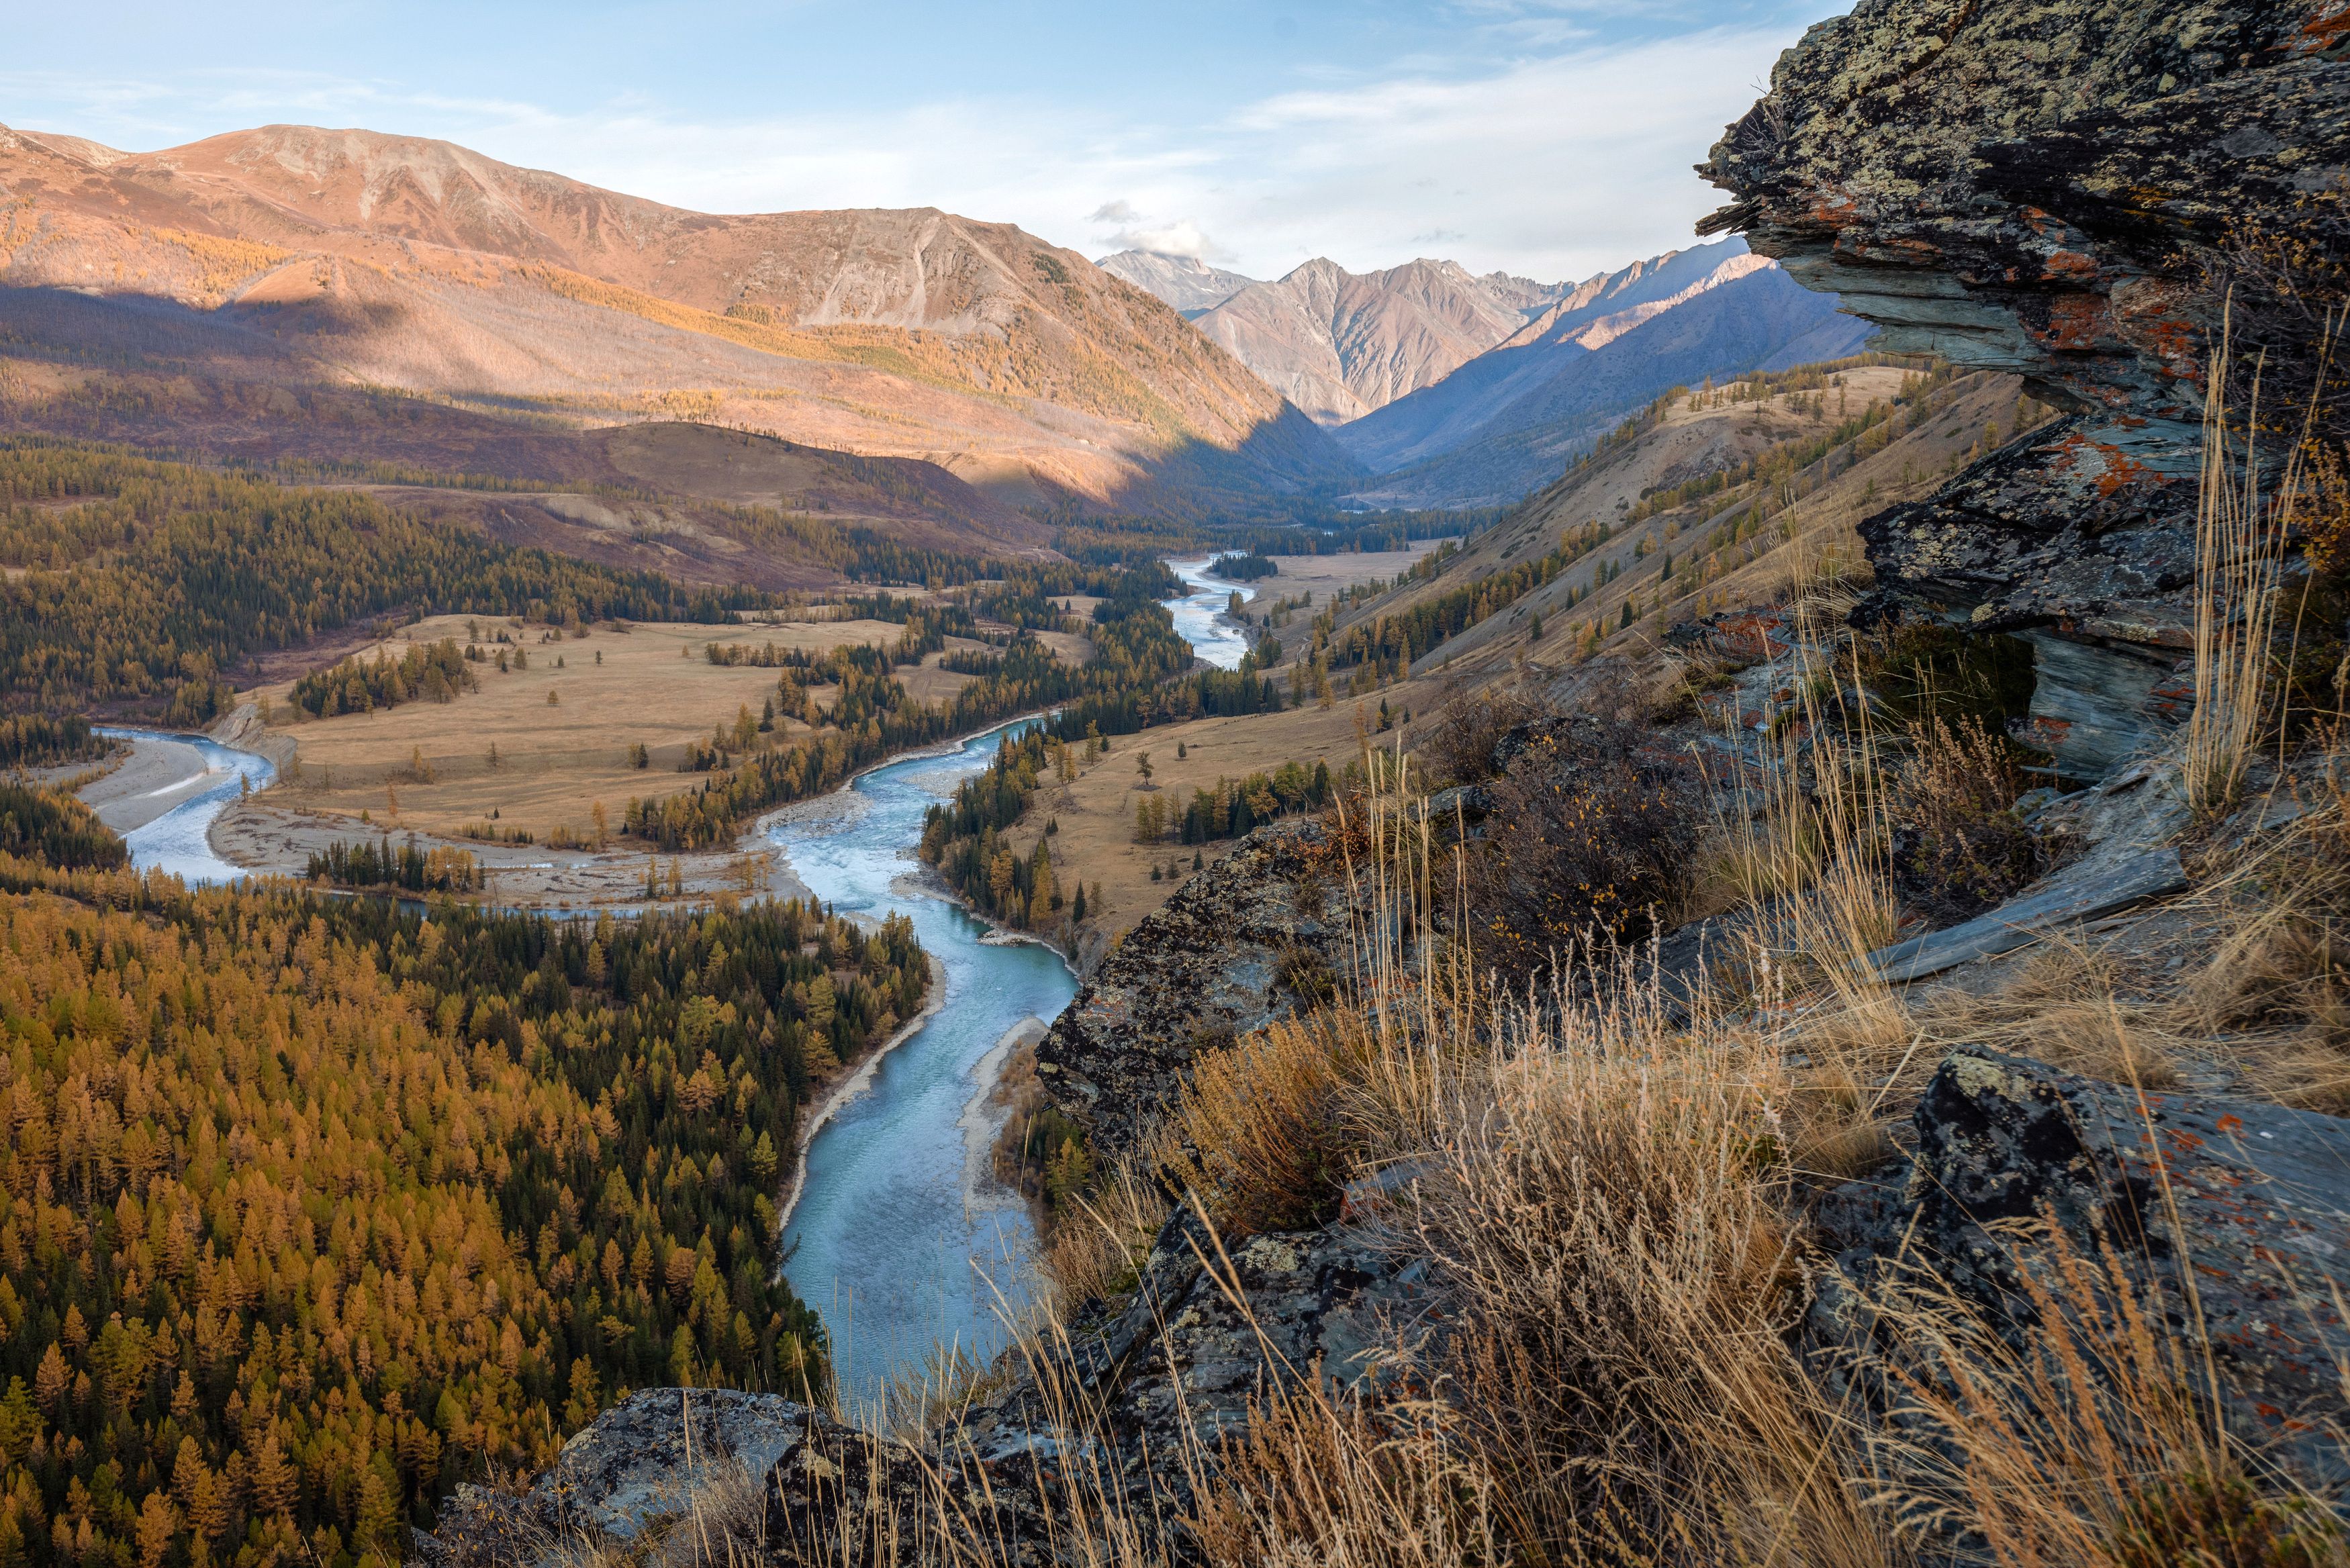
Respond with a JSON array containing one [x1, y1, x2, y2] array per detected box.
[[1700, 0, 2350, 776], [1815, 1045, 2350, 1494]]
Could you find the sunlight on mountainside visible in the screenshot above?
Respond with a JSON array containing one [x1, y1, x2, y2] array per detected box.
[[0, 1, 2344, 1563]]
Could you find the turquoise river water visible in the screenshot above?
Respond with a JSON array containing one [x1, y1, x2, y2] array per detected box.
[[103, 560, 1261, 1402]]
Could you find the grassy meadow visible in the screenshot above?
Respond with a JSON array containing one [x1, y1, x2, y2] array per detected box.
[[254, 614, 982, 842]]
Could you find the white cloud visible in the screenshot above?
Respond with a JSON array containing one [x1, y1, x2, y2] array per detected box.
[[1087, 209, 1223, 261]]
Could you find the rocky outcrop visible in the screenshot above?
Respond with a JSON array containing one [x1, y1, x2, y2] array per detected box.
[[417, 1211, 1431, 1568], [1814, 1045, 2350, 1493], [1037, 820, 1361, 1161], [949, 1205, 1433, 1533], [416, 1389, 833, 1566], [1700, 0, 2350, 777]]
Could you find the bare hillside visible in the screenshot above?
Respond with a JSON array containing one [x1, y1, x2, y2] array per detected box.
[[1290, 361, 2034, 688], [0, 122, 1352, 516]]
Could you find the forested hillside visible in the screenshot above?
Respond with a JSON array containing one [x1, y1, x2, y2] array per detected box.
[[0, 839, 930, 1567], [0, 440, 761, 723]]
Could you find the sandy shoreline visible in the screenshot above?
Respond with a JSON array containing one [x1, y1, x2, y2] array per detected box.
[[79, 734, 224, 832], [203, 795, 816, 912], [960, 1016, 1047, 1220], [775, 952, 948, 1232]]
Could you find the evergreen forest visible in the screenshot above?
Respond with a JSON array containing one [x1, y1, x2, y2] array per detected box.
[[0, 815, 931, 1568]]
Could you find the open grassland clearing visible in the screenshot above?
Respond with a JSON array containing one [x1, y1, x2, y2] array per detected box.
[[251, 614, 980, 842], [1015, 687, 1438, 939], [1252, 541, 1452, 601]]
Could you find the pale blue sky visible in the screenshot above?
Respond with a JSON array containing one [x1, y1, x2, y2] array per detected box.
[[5, 0, 1841, 282]]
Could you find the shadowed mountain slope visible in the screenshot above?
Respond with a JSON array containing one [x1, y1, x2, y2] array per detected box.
[[0, 122, 1354, 517], [1336, 242, 1873, 506]]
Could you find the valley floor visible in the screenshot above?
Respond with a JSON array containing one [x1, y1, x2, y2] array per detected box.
[[1013, 679, 1448, 942], [243, 613, 984, 845]]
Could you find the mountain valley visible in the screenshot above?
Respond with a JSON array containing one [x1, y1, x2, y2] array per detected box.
[[2, 3, 2347, 1564], [1102, 236, 1873, 507]]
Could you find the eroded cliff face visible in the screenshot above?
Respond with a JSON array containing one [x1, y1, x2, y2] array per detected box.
[[1701, 0, 2350, 774]]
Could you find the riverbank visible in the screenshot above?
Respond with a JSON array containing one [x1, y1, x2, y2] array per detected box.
[[152, 696, 1043, 914], [78, 733, 224, 833], [777, 951, 949, 1232], [960, 1016, 1048, 1222]]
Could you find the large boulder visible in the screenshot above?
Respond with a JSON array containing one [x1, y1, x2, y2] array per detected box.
[[1816, 1045, 2350, 1493], [1038, 820, 1361, 1160], [416, 1388, 833, 1566]]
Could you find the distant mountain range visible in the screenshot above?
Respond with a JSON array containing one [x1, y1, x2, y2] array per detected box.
[[1335, 242, 1873, 505], [0, 122, 1352, 519], [0, 119, 1871, 524], [1100, 251, 1566, 425], [1100, 238, 1871, 507]]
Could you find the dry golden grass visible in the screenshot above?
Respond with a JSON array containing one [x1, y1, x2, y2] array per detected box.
[[1013, 694, 1429, 938], [1162, 769, 2345, 1567], [1875, 1228, 2349, 1568], [1055, 773, 1904, 1567], [1035, 1168, 1164, 1324], [252, 614, 974, 841], [1150, 1012, 1380, 1236], [2186, 305, 2315, 816], [1247, 545, 1452, 602]]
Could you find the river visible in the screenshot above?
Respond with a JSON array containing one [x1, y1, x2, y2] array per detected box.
[[765, 722, 1075, 1403], [1164, 556, 1261, 671], [90, 728, 277, 884], [96, 560, 1255, 1404], [759, 558, 1262, 1401]]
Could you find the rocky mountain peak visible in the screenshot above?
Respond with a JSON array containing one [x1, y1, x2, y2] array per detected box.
[[1092, 248, 1258, 316]]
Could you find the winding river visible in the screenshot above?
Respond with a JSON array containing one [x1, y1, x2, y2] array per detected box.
[[767, 722, 1076, 1403], [1164, 556, 1261, 671], [91, 728, 277, 884], [768, 564, 1256, 1400], [97, 561, 1260, 1404]]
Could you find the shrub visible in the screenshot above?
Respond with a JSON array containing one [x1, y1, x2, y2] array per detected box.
[[1156, 1014, 1378, 1237], [1458, 716, 1699, 983], [1889, 714, 2041, 920], [1865, 620, 2036, 726], [1421, 681, 1544, 786]]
